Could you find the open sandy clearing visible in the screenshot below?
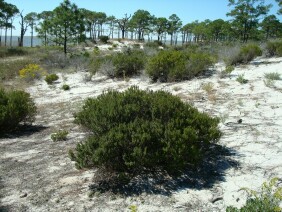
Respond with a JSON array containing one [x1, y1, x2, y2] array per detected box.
[[1, 57, 282, 211]]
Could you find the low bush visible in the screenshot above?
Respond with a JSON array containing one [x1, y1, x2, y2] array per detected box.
[[107, 49, 146, 78], [70, 86, 221, 175], [236, 74, 248, 84], [265, 40, 282, 57], [51, 129, 68, 142], [0, 47, 28, 58], [146, 50, 215, 82], [62, 84, 70, 90], [0, 88, 36, 133], [226, 178, 282, 212], [45, 73, 59, 84], [264, 72, 281, 81], [227, 44, 262, 65], [99, 36, 109, 44], [19, 64, 45, 82]]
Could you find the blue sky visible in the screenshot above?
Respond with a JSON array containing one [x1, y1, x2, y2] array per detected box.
[[3, 0, 282, 36]]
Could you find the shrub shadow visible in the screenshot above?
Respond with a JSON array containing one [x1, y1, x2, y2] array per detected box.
[[89, 143, 239, 196], [0, 124, 48, 139]]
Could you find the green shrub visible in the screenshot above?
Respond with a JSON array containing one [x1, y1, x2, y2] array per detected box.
[[70, 86, 221, 175], [62, 84, 70, 90], [226, 178, 282, 212], [51, 130, 68, 142], [146, 50, 214, 82], [0, 88, 36, 133], [0, 47, 28, 58], [111, 49, 146, 78], [45, 73, 59, 84], [265, 41, 282, 57], [227, 44, 262, 65], [99, 36, 109, 44]]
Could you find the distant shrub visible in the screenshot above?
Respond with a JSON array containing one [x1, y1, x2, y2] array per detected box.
[[265, 41, 282, 57], [220, 65, 235, 78], [226, 178, 282, 212], [0, 88, 36, 133], [51, 129, 68, 142], [62, 84, 70, 90], [70, 86, 221, 175], [112, 43, 118, 48], [146, 50, 214, 82], [227, 44, 262, 65], [144, 41, 160, 48], [19, 64, 45, 81], [0, 47, 27, 58], [45, 73, 59, 84], [99, 36, 109, 44], [111, 49, 146, 78]]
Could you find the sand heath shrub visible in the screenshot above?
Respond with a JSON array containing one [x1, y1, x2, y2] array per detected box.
[[70, 86, 221, 175], [45, 73, 59, 84]]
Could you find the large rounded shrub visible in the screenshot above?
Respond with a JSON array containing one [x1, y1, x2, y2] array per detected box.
[[71, 86, 221, 174], [0, 88, 36, 133], [146, 50, 214, 82]]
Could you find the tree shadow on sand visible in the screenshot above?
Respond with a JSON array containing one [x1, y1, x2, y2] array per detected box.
[[0, 124, 48, 139], [88, 144, 240, 196]]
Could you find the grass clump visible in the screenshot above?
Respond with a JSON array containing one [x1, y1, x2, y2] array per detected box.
[[51, 130, 68, 142], [226, 178, 282, 212], [70, 86, 221, 176], [0, 88, 36, 133], [264, 72, 281, 81], [236, 74, 248, 84], [45, 73, 59, 84], [62, 84, 70, 91], [146, 50, 214, 82]]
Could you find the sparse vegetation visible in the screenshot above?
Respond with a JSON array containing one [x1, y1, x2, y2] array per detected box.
[[19, 63, 45, 82], [264, 72, 281, 80], [236, 74, 248, 84], [226, 178, 282, 212], [0, 88, 36, 133], [70, 86, 221, 175], [265, 40, 282, 57]]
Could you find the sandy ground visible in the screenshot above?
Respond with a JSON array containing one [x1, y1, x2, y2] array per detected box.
[[1, 56, 282, 211]]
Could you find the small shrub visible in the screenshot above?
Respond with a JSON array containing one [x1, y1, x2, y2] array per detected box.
[[236, 74, 248, 84], [62, 84, 70, 90], [112, 43, 118, 48], [19, 64, 45, 81], [0, 88, 36, 133], [0, 47, 27, 58], [264, 79, 275, 88], [99, 36, 109, 44], [265, 41, 282, 57], [226, 178, 282, 212], [111, 49, 146, 78], [202, 82, 214, 94], [144, 41, 160, 48], [227, 44, 262, 65], [146, 50, 214, 82], [45, 74, 59, 84], [220, 65, 235, 78], [264, 72, 281, 81], [70, 86, 221, 175], [51, 129, 68, 142]]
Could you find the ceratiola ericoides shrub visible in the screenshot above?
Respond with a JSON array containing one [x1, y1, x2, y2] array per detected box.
[[70, 86, 221, 176]]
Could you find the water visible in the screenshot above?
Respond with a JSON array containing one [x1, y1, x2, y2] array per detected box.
[[0, 36, 43, 47]]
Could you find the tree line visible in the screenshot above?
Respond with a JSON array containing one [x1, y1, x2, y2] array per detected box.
[[0, 0, 282, 53]]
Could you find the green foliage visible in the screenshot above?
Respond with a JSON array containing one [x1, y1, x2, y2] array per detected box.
[[265, 41, 282, 57], [71, 86, 221, 175], [227, 44, 262, 65], [236, 74, 248, 84], [109, 49, 146, 78], [226, 178, 282, 212], [45, 73, 59, 84], [62, 84, 70, 90], [51, 129, 68, 142], [19, 64, 45, 82], [0, 88, 36, 133], [99, 36, 109, 44], [264, 72, 281, 81], [0, 47, 27, 58], [146, 50, 215, 82]]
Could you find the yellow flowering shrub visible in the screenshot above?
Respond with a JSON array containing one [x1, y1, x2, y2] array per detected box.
[[19, 64, 45, 81]]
